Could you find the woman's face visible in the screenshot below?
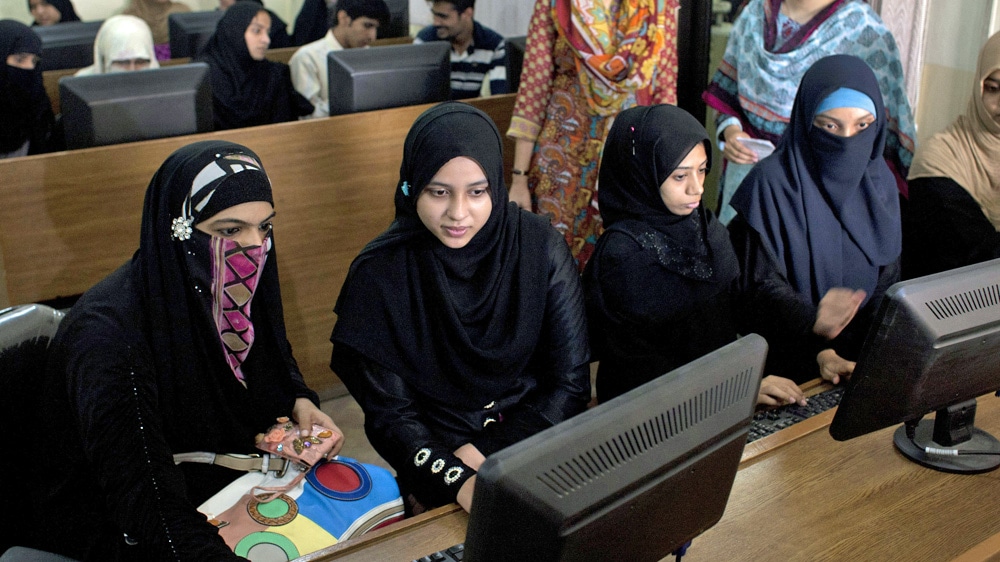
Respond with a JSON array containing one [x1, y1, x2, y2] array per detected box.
[[109, 58, 152, 72], [29, 0, 61, 26], [195, 201, 275, 247], [244, 11, 271, 60], [658, 143, 708, 216], [416, 156, 493, 249], [6, 52, 38, 70], [812, 107, 875, 138], [982, 69, 1000, 125]]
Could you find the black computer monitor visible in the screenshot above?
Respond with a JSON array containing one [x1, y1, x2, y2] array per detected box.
[[60, 63, 214, 149], [505, 35, 526, 93], [327, 42, 450, 115], [168, 11, 224, 59], [464, 335, 767, 562], [830, 258, 1000, 474], [35, 20, 103, 71], [379, 0, 409, 39]]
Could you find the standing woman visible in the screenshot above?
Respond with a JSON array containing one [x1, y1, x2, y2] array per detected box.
[[902, 31, 1000, 279], [197, 1, 313, 130], [30, 140, 342, 560], [506, 0, 680, 269], [0, 20, 54, 159], [331, 103, 591, 513], [729, 55, 902, 385], [123, 0, 192, 60], [75, 15, 159, 76], [703, 0, 916, 224], [584, 104, 804, 406], [28, 0, 80, 27]]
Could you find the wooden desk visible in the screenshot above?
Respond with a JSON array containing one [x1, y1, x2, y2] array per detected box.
[[302, 393, 1000, 561]]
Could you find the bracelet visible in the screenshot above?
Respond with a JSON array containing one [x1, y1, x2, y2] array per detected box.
[[511, 168, 528, 176]]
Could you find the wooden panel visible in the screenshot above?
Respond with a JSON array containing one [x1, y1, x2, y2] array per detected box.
[[0, 94, 516, 398]]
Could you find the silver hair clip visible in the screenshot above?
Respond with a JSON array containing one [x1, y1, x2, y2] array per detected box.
[[171, 216, 193, 241]]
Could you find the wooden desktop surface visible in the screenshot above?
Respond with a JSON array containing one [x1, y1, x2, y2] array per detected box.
[[301, 392, 1000, 562]]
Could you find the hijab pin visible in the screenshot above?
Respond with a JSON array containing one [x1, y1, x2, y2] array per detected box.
[[401, 181, 410, 197], [171, 216, 193, 241]]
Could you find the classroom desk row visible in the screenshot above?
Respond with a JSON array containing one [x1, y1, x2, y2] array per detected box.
[[299, 388, 1000, 562], [0, 93, 516, 399]]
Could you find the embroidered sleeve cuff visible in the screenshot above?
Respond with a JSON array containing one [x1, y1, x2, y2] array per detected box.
[[407, 446, 475, 506], [507, 116, 541, 142]]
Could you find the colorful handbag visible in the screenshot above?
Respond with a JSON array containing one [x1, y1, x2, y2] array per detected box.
[[254, 417, 338, 470]]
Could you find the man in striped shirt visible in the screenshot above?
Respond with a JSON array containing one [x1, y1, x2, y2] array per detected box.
[[413, 0, 509, 100]]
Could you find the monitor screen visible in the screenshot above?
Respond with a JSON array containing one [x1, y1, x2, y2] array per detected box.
[[379, 0, 409, 39], [505, 35, 526, 93], [168, 11, 224, 59], [60, 63, 214, 149], [327, 42, 450, 115], [829, 258, 1000, 473], [464, 335, 767, 562], [35, 20, 104, 71]]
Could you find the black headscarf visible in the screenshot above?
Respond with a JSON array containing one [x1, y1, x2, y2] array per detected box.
[[28, 0, 81, 25], [0, 20, 53, 154], [331, 102, 552, 405], [730, 54, 901, 305], [292, 0, 329, 46], [197, 1, 310, 129]]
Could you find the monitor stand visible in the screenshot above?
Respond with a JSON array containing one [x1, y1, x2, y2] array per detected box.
[[893, 399, 1000, 474]]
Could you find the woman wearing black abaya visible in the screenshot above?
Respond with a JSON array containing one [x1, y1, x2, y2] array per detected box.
[[0, 20, 54, 158], [330, 102, 591, 513], [584, 104, 803, 406], [729, 55, 902, 385], [31, 141, 342, 560], [28, 0, 80, 27], [197, 1, 312, 130]]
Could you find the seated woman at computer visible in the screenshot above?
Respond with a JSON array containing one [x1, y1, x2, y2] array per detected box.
[[30, 140, 342, 560], [902, 31, 1000, 280], [584, 104, 804, 407], [197, 1, 312, 130], [123, 0, 191, 60], [75, 15, 158, 76], [0, 19, 54, 159], [729, 55, 902, 385], [330, 102, 591, 513], [219, 0, 294, 48], [28, 0, 80, 27]]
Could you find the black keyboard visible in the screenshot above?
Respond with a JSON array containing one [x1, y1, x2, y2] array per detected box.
[[747, 386, 845, 443], [414, 543, 464, 562]]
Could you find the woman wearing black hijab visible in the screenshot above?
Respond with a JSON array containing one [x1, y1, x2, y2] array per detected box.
[[330, 102, 591, 513], [197, 1, 312, 130], [729, 55, 902, 385], [292, 0, 330, 46], [584, 104, 803, 406], [0, 20, 54, 158], [31, 140, 342, 560], [28, 0, 81, 27]]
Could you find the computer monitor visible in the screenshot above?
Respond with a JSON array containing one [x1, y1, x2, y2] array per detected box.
[[464, 334, 767, 562], [379, 0, 409, 39], [505, 36, 526, 93], [168, 11, 224, 59], [327, 42, 450, 115], [829, 258, 1000, 474], [60, 63, 214, 149], [35, 20, 104, 71]]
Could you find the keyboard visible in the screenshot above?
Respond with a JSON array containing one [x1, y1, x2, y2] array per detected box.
[[747, 386, 845, 443], [413, 543, 464, 562]]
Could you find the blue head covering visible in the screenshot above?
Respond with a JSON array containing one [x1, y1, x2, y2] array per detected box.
[[814, 87, 877, 118]]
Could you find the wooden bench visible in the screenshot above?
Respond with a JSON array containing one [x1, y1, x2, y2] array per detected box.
[[0, 94, 515, 399]]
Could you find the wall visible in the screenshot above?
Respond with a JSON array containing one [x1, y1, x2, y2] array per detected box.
[[0, 0, 301, 25]]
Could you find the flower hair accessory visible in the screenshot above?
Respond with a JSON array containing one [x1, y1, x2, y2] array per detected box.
[[171, 216, 193, 241]]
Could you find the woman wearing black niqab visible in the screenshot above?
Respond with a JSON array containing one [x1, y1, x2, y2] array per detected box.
[[729, 54, 902, 385], [197, 1, 312, 130], [583, 104, 803, 406], [30, 140, 341, 560], [330, 102, 591, 513], [0, 20, 54, 158]]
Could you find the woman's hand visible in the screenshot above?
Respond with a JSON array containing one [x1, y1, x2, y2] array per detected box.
[[292, 397, 344, 458], [456, 475, 477, 513], [757, 375, 806, 407], [452, 443, 485, 512], [816, 349, 855, 385], [814, 288, 866, 340], [509, 175, 532, 210], [722, 125, 758, 165]]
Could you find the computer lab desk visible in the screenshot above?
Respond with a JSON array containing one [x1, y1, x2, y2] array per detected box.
[[299, 386, 1000, 562]]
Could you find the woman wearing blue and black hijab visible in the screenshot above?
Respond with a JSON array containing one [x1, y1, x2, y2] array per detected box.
[[31, 141, 341, 560], [331, 102, 590, 514], [729, 54, 902, 385]]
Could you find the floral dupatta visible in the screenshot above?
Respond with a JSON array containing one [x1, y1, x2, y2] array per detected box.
[[553, 0, 667, 115]]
